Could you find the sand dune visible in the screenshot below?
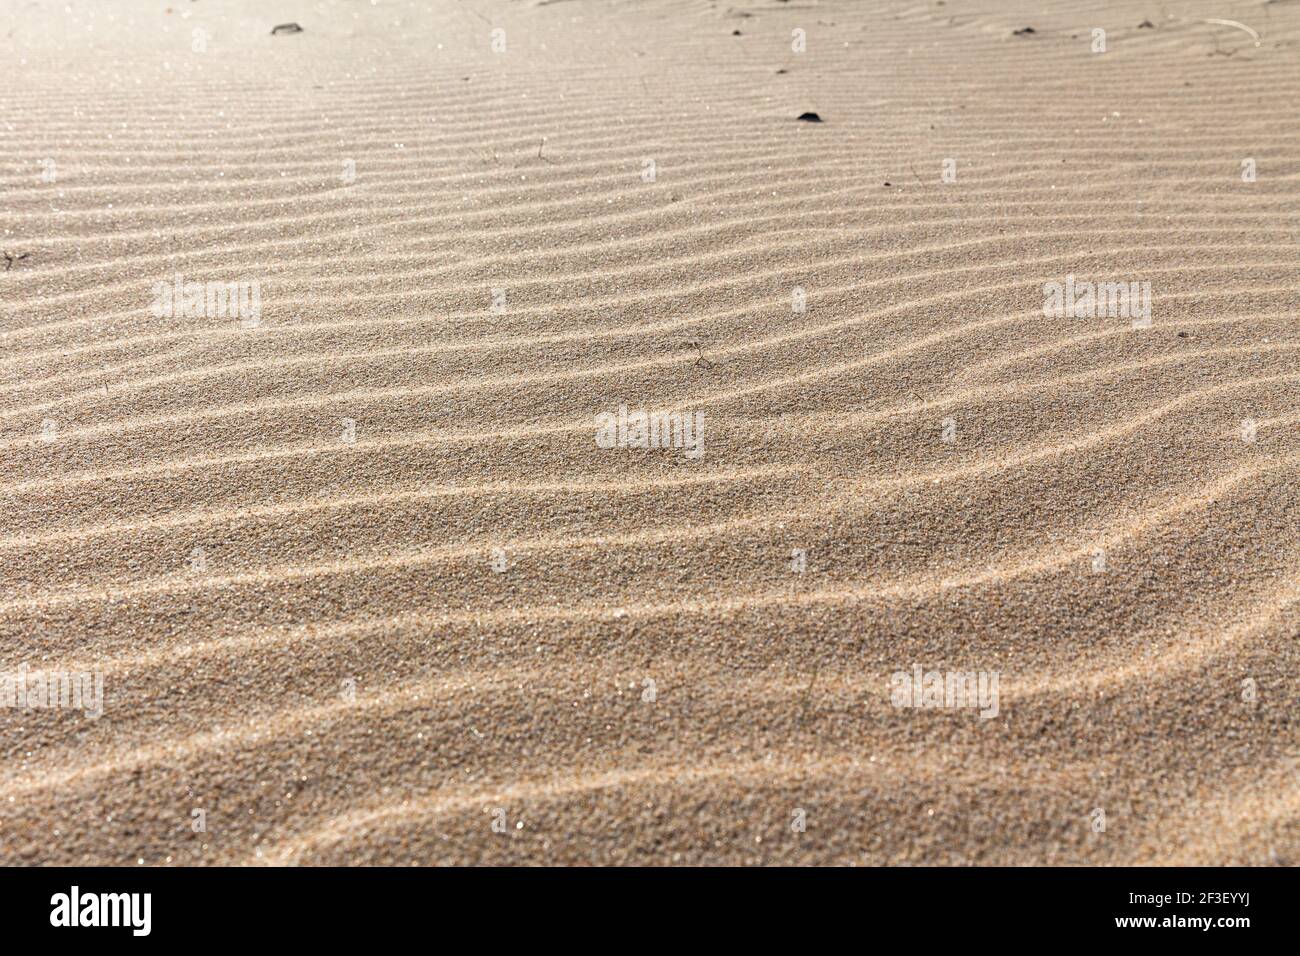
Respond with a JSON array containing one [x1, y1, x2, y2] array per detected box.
[[1, 0, 1297, 865]]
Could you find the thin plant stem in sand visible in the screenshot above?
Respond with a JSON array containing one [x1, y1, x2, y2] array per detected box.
[[686, 339, 715, 368]]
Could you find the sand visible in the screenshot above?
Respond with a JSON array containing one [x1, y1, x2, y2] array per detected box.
[[0, 0, 1297, 865]]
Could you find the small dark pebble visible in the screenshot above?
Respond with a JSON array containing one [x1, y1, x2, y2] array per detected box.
[[1138, 20, 1154, 29], [796, 112, 823, 123], [883, 181, 891, 187], [775, 68, 787, 74], [271, 22, 303, 35], [732, 29, 742, 36], [1012, 27, 1035, 36]]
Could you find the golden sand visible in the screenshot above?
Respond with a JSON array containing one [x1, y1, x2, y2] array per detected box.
[[1, 0, 1297, 864]]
